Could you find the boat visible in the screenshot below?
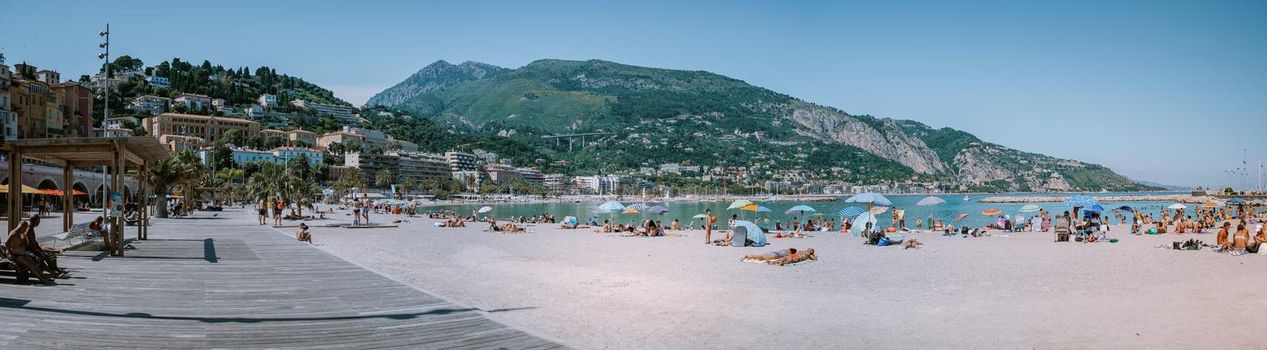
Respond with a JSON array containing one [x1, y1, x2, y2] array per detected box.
[[963, 196, 971, 202]]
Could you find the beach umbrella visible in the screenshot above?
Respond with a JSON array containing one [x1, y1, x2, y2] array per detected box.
[[727, 199, 755, 210], [1085, 204, 1105, 212], [732, 220, 768, 246], [1167, 203, 1187, 210], [1116, 206, 1135, 212], [1018, 204, 1041, 213], [621, 207, 640, 214], [844, 192, 893, 207], [785, 204, 816, 215], [916, 196, 947, 207], [477, 206, 493, 213], [646, 205, 670, 215], [563, 216, 578, 225], [739, 203, 770, 212], [955, 213, 969, 222], [692, 214, 709, 219], [627, 203, 651, 211], [1227, 198, 1246, 205], [1201, 201, 1221, 208], [754, 205, 772, 213], [598, 201, 625, 212], [838, 206, 865, 218], [870, 206, 889, 214], [1062, 195, 1099, 208], [981, 208, 1002, 216]]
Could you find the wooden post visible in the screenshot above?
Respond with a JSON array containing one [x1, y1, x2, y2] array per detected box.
[[110, 142, 123, 256], [63, 166, 73, 232], [139, 162, 148, 240], [6, 150, 22, 236]]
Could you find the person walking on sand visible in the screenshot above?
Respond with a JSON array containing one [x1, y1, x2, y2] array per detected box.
[[704, 209, 716, 244]]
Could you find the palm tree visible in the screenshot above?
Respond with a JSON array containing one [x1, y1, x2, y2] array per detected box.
[[145, 158, 186, 218], [289, 177, 320, 217]]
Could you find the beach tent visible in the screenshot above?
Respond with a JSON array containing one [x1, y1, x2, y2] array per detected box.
[[598, 201, 626, 212], [851, 212, 877, 236], [1018, 204, 1041, 213], [731, 220, 768, 247], [785, 204, 816, 215], [1167, 203, 1187, 210], [477, 206, 493, 213], [916, 196, 947, 207], [838, 206, 865, 218]]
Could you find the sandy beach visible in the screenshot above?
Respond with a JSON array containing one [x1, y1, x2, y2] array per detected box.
[[294, 207, 1265, 349]]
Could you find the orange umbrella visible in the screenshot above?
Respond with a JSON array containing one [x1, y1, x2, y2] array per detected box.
[[981, 208, 1002, 216], [39, 189, 63, 196], [72, 189, 88, 196]]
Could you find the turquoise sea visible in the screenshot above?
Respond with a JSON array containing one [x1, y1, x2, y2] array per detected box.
[[427, 192, 1191, 228]]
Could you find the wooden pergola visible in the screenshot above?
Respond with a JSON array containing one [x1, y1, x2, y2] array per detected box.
[[4, 137, 172, 256]]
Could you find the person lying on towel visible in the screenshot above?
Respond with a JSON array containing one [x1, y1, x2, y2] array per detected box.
[[741, 248, 817, 266]]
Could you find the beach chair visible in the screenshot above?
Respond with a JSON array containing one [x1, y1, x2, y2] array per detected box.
[[52, 223, 94, 248]]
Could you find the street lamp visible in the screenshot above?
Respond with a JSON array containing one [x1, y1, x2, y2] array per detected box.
[[99, 24, 110, 211]]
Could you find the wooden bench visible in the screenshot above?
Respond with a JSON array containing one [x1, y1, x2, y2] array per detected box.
[[0, 257, 32, 283]]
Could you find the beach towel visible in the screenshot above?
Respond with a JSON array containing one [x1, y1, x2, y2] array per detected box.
[[741, 258, 814, 266]]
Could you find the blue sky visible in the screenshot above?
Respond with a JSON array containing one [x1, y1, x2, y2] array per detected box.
[[2, 0, 1265, 188]]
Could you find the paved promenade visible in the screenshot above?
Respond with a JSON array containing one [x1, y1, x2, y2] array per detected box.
[[0, 209, 564, 349]]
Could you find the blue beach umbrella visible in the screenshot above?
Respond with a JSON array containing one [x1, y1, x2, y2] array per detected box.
[[754, 205, 772, 213], [1228, 198, 1246, 205], [916, 196, 947, 207], [838, 206, 865, 218], [1063, 195, 1099, 208], [597, 201, 625, 212], [1018, 204, 1041, 213], [785, 204, 816, 215], [845, 192, 893, 207], [1086, 204, 1105, 212], [1116, 206, 1135, 212]]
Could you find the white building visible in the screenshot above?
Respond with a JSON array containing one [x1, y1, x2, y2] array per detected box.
[[129, 95, 170, 115], [293, 99, 360, 123], [257, 94, 277, 108], [147, 76, 170, 88]]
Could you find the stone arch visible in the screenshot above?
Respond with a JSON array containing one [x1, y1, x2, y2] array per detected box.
[[36, 179, 59, 190]]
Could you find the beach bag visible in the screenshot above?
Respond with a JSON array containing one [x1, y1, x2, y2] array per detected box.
[[877, 237, 891, 246]]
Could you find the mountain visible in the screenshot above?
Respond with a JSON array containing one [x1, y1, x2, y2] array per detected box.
[[369, 59, 1156, 192], [366, 60, 508, 108]]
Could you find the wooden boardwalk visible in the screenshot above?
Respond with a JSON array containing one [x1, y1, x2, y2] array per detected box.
[[0, 210, 565, 349]]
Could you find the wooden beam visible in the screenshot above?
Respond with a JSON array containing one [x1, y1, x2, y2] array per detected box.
[[120, 146, 144, 166], [6, 150, 22, 236], [63, 166, 73, 232]]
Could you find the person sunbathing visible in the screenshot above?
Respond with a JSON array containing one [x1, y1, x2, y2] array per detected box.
[[932, 220, 944, 232], [1233, 224, 1250, 252], [295, 223, 312, 243], [903, 239, 923, 249], [4, 221, 57, 284], [670, 219, 681, 230], [500, 223, 524, 233], [1216, 222, 1232, 250], [742, 248, 817, 266]]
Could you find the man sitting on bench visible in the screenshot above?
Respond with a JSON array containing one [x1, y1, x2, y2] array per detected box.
[[4, 220, 58, 284]]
